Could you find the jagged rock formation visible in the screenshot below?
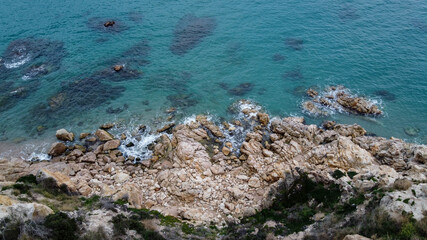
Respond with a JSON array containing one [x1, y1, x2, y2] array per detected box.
[[1, 100, 426, 239]]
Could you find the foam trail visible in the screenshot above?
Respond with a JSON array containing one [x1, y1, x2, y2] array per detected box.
[[4, 55, 31, 69], [118, 126, 162, 162]]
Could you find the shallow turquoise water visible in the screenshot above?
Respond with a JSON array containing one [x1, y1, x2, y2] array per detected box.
[[0, 0, 426, 157]]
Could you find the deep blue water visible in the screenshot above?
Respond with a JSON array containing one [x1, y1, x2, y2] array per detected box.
[[0, 0, 426, 158]]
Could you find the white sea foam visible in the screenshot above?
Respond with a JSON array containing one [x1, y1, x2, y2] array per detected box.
[[28, 152, 51, 161], [118, 126, 162, 162], [4, 55, 31, 69]]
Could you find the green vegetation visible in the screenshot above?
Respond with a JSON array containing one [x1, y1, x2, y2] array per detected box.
[[80, 227, 108, 240], [44, 212, 78, 240], [16, 174, 38, 184], [347, 171, 358, 179], [332, 169, 345, 179], [83, 195, 100, 209], [111, 213, 165, 240], [114, 198, 128, 205], [182, 222, 196, 234], [222, 174, 343, 238], [360, 210, 427, 240]]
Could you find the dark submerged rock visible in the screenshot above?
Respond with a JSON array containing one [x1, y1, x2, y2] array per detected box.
[[272, 53, 285, 62], [0, 38, 65, 112], [373, 90, 396, 101], [404, 127, 420, 137], [228, 83, 254, 96], [170, 14, 216, 55], [106, 104, 129, 114], [105, 40, 150, 69], [292, 86, 308, 97], [167, 93, 199, 108], [1, 38, 65, 71], [145, 71, 190, 93], [283, 69, 303, 80], [285, 38, 304, 50], [338, 6, 360, 21], [127, 11, 143, 23]]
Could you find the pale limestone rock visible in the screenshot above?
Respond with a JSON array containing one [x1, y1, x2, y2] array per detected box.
[[48, 142, 66, 156], [103, 139, 121, 151], [248, 177, 261, 188], [210, 165, 225, 175], [222, 146, 230, 156], [380, 183, 427, 221], [114, 172, 130, 183], [343, 235, 371, 240], [413, 145, 427, 163], [95, 129, 114, 141], [36, 168, 77, 193], [56, 128, 75, 141]]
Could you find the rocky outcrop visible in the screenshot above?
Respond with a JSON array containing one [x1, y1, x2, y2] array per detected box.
[[48, 142, 67, 156], [56, 128, 75, 142], [1, 100, 425, 238], [95, 129, 114, 141], [302, 86, 383, 116], [36, 168, 77, 194]]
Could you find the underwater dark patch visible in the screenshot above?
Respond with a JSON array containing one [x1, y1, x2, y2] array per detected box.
[[292, 86, 307, 97], [106, 104, 129, 114], [145, 72, 190, 93], [411, 20, 427, 32], [0, 83, 38, 112], [170, 14, 216, 55], [128, 11, 143, 23], [228, 83, 254, 96], [23, 76, 125, 133], [167, 93, 198, 108], [86, 17, 129, 33], [283, 69, 303, 81], [95, 37, 109, 43], [272, 53, 285, 62], [1, 38, 65, 75], [338, 6, 360, 21], [217, 82, 229, 90], [92, 68, 142, 82], [105, 40, 150, 69], [373, 90, 396, 101], [285, 38, 304, 50], [0, 38, 65, 113]]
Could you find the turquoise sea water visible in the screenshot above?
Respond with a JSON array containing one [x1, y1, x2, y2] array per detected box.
[[0, 0, 426, 158]]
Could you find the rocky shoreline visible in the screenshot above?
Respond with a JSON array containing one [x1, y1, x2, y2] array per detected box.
[[1, 99, 426, 239]]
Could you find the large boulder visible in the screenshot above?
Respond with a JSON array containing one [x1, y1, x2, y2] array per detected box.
[[0, 201, 53, 222], [413, 145, 427, 164], [36, 168, 77, 194], [48, 142, 67, 156], [103, 139, 121, 151], [95, 129, 114, 141], [56, 128, 74, 142]]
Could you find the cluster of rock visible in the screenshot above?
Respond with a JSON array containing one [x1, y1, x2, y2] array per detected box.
[[1, 99, 426, 238], [302, 86, 383, 116]]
